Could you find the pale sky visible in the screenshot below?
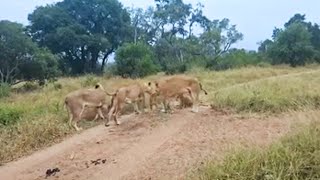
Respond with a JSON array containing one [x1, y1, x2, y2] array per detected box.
[[1, 0, 319, 50]]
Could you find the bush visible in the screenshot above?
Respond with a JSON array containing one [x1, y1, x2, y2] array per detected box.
[[81, 74, 99, 87], [115, 42, 159, 78], [21, 82, 40, 92], [0, 83, 10, 98], [53, 83, 62, 90], [213, 49, 263, 70], [0, 106, 23, 127]]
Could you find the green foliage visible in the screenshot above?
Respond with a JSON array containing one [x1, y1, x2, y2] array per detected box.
[[19, 48, 61, 82], [260, 13, 320, 67], [215, 49, 263, 70], [115, 43, 159, 78], [0, 106, 24, 127], [28, 0, 131, 74], [0, 20, 36, 84], [194, 122, 320, 180], [0, 20, 60, 84], [0, 83, 10, 99], [267, 23, 314, 67], [21, 82, 40, 92], [199, 19, 243, 68], [81, 74, 99, 87]]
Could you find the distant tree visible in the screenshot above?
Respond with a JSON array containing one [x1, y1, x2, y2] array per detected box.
[[199, 18, 243, 68], [115, 43, 159, 78], [284, 13, 306, 28], [188, 3, 210, 37], [128, 7, 158, 44], [267, 23, 314, 67], [28, 0, 131, 74], [216, 49, 263, 70], [19, 48, 61, 82], [154, 0, 192, 40], [0, 20, 60, 84], [258, 39, 273, 53]]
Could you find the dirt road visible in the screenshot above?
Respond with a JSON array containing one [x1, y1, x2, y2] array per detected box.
[[0, 107, 295, 180]]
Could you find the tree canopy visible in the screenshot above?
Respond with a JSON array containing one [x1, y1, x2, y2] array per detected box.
[[259, 13, 320, 67], [28, 0, 131, 74], [0, 20, 60, 85]]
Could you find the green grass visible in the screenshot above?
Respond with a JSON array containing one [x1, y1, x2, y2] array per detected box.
[[0, 65, 319, 164], [192, 114, 320, 180]]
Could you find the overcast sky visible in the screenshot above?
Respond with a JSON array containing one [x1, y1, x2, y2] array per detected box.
[[1, 0, 319, 50]]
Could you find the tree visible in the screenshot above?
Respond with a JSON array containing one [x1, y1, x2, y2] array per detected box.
[[258, 39, 273, 53], [284, 13, 306, 28], [28, 0, 131, 74], [0, 20, 60, 84], [128, 7, 158, 44], [154, 0, 192, 40], [19, 48, 61, 82], [188, 3, 210, 37], [267, 23, 314, 67], [115, 43, 159, 78], [199, 18, 243, 68]]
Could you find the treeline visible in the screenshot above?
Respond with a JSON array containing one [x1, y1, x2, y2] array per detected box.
[[1, 0, 320, 85]]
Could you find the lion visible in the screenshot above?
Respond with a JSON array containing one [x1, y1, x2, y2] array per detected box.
[[105, 82, 155, 127], [148, 75, 208, 113], [64, 83, 112, 131]]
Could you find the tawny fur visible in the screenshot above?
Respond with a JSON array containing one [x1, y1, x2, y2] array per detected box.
[[105, 82, 154, 126], [64, 83, 111, 131], [149, 75, 208, 113]]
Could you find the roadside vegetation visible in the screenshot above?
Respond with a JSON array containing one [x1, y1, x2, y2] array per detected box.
[[192, 111, 320, 180]]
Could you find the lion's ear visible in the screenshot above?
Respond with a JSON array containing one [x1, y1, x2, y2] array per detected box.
[[95, 84, 100, 89]]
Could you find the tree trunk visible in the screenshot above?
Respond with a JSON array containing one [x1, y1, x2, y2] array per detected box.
[[134, 28, 137, 44], [91, 51, 99, 73], [101, 49, 113, 72]]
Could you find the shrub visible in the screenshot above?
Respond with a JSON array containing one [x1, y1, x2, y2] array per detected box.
[[81, 74, 99, 87], [0, 83, 10, 98], [115, 42, 159, 78], [21, 81, 40, 92], [53, 83, 62, 90], [0, 106, 23, 127]]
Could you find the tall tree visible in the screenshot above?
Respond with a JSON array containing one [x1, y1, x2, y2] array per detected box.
[[28, 0, 131, 74], [0, 20, 60, 84], [154, 0, 192, 40], [199, 18, 243, 68], [268, 23, 314, 67]]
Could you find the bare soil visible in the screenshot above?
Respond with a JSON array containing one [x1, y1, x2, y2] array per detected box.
[[0, 107, 296, 180]]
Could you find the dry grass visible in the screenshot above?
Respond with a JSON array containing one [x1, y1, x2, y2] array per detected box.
[[0, 65, 319, 164], [192, 111, 320, 180]]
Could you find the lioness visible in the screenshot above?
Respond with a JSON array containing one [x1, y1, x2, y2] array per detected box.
[[149, 75, 207, 113], [64, 83, 111, 131], [105, 82, 154, 127]]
